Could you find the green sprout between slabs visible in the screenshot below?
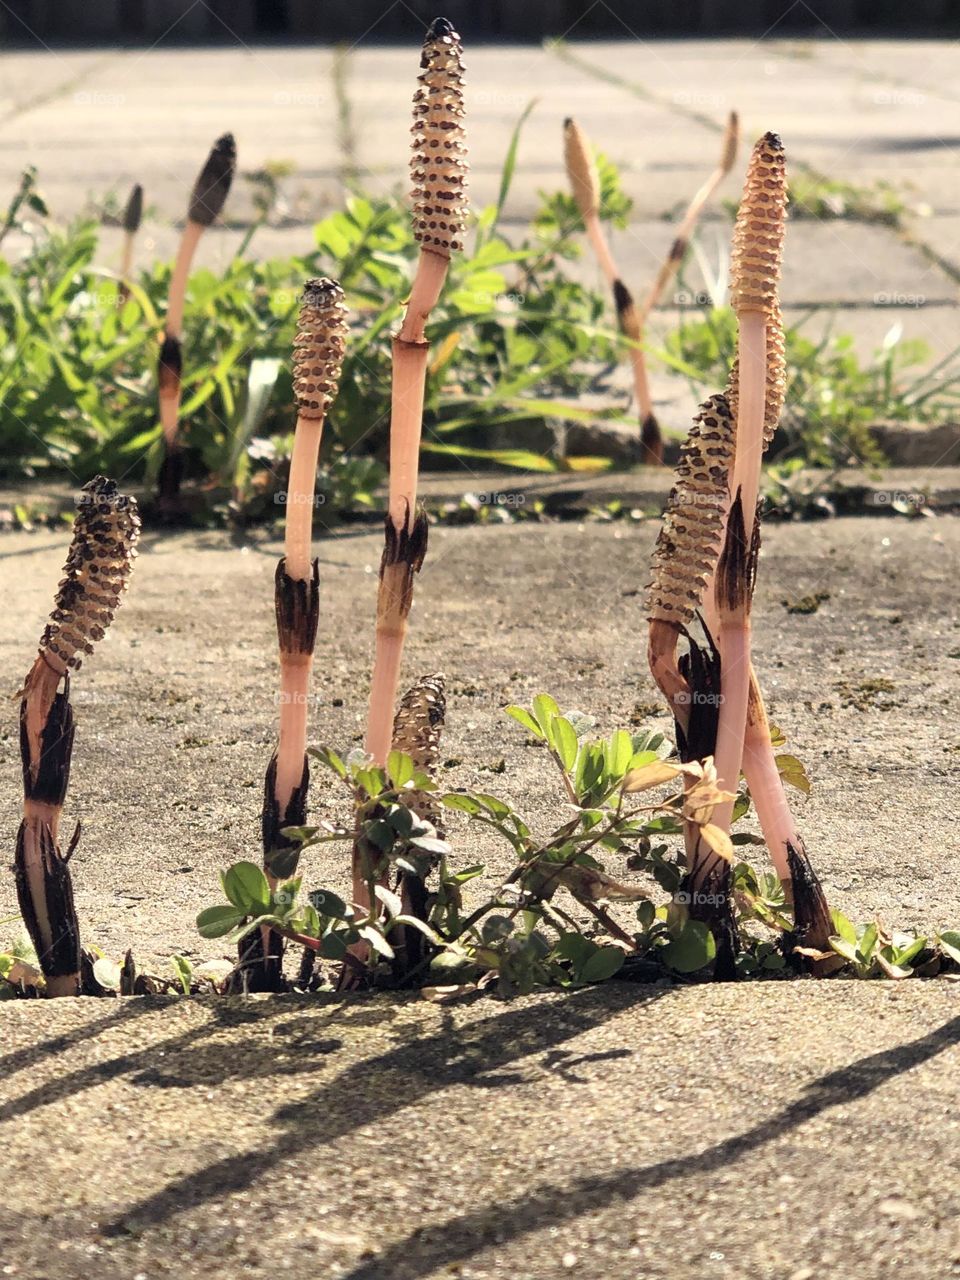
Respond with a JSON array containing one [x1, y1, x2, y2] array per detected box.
[[157, 696, 960, 1000]]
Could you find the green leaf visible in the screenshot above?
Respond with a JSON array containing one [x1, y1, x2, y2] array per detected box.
[[857, 921, 880, 964], [410, 834, 452, 856], [581, 946, 625, 983], [937, 930, 960, 964], [309, 746, 348, 780], [608, 730, 633, 776], [660, 920, 717, 973], [493, 98, 537, 230], [93, 957, 122, 991], [830, 909, 857, 944], [636, 900, 656, 930], [170, 954, 193, 995], [221, 861, 271, 915], [440, 793, 482, 814], [553, 716, 578, 772], [391, 914, 442, 944], [552, 932, 597, 970], [387, 750, 415, 789], [197, 905, 246, 939], [776, 753, 811, 795], [420, 442, 559, 472], [532, 694, 560, 745], [374, 885, 403, 917], [358, 924, 395, 960], [828, 936, 858, 963], [505, 705, 543, 739]]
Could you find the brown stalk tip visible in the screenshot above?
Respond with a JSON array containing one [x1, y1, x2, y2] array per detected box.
[[412, 18, 468, 257], [729, 131, 787, 316], [720, 111, 739, 173], [188, 132, 237, 227], [122, 183, 143, 234], [640, 413, 664, 467], [612, 278, 640, 343], [647, 394, 734, 626], [562, 117, 600, 222], [612, 278, 632, 314], [293, 277, 348, 419], [39, 476, 141, 673]]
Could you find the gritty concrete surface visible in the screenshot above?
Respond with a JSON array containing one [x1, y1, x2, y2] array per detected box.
[[0, 983, 958, 1279], [1, 515, 959, 966]]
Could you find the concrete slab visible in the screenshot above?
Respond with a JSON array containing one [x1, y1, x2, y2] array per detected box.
[[1, 516, 958, 967], [0, 983, 958, 1279]]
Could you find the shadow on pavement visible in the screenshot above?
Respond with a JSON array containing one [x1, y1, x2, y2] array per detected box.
[[339, 1011, 960, 1279], [100, 984, 661, 1237]]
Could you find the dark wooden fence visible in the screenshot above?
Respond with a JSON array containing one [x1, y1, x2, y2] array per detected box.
[[3, 0, 960, 40]]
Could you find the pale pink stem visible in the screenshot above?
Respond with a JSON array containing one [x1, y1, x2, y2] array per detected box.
[[366, 247, 447, 764], [702, 513, 799, 886], [119, 231, 135, 293], [387, 339, 430, 532], [366, 629, 405, 766], [284, 414, 323, 581], [165, 220, 203, 340], [711, 620, 751, 835], [398, 248, 448, 346], [711, 311, 766, 838], [637, 170, 728, 327], [159, 381, 180, 447], [742, 678, 795, 885], [275, 412, 324, 830], [275, 657, 311, 820], [584, 212, 618, 288], [628, 340, 654, 421]]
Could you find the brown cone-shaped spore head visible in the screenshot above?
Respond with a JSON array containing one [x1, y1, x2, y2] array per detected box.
[[392, 672, 446, 834], [729, 131, 786, 316], [647, 393, 734, 627], [123, 183, 143, 234], [293, 277, 348, 420], [563, 117, 600, 222], [188, 132, 236, 227], [411, 19, 468, 257], [39, 476, 140, 672]]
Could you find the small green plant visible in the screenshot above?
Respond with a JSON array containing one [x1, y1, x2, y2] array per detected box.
[[0, 107, 633, 500], [659, 304, 960, 469], [191, 694, 960, 996]]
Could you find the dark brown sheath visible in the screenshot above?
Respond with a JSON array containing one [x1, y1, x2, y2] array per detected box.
[[274, 558, 320, 656]]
